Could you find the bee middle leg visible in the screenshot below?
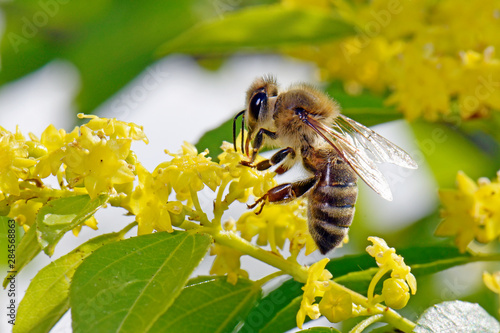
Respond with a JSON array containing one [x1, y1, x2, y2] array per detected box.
[[248, 177, 317, 214], [241, 147, 296, 175]]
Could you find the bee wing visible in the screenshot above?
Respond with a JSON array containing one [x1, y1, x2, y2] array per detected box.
[[337, 115, 418, 169], [304, 115, 417, 201]]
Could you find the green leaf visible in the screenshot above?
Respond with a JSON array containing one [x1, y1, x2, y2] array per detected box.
[[238, 277, 303, 332], [149, 276, 261, 333], [239, 245, 498, 332], [297, 328, 341, 333], [411, 121, 498, 188], [1, 1, 198, 112], [158, 4, 355, 55], [2, 223, 39, 288], [0, 216, 20, 267], [70, 231, 212, 333], [13, 222, 136, 333], [260, 296, 302, 333], [414, 301, 500, 333], [36, 194, 108, 256], [195, 116, 234, 160]]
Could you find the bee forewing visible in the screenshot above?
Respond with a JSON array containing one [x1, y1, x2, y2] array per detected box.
[[305, 117, 394, 201], [338, 115, 418, 169]]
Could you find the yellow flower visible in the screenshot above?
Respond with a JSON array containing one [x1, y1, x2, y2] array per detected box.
[[237, 198, 317, 256], [78, 113, 148, 143], [63, 126, 135, 198], [8, 199, 43, 228], [209, 220, 248, 285], [72, 216, 99, 237], [209, 244, 248, 285], [483, 271, 500, 294], [0, 127, 37, 196], [128, 163, 180, 235], [158, 142, 223, 202], [318, 288, 353, 323], [218, 141, 276, 204], [35, 125, 80, 178], [366, 237, 416, 308], [40, 124, 80, 153], [296, 258, 333, 329], [437, 171, 500, 252]]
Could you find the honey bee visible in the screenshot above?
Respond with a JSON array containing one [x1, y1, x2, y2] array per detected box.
[[233, 76, 418, 254]]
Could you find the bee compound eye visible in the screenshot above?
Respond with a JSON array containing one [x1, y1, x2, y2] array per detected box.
[[249, 91, 267, 120]]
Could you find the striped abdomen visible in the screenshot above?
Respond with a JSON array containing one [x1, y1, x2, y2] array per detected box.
[[307, 157, 358, 254]]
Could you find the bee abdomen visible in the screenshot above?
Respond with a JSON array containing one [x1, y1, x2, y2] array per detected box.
[[308, 184, 358, 254]]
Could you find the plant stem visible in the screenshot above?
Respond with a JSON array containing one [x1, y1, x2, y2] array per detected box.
[[349, 314, 384, 333], [189, 187, 211, 226], [204, 228, 416, 332], [213, 177, 230, 228], [209, 229, 309, 282], [367, 266, 390, 302]]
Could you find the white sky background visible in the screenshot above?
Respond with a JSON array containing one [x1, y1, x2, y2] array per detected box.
[[0, 54, 438, 332]]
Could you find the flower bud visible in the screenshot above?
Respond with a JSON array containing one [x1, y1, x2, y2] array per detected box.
[[382, 278, 410, 309]]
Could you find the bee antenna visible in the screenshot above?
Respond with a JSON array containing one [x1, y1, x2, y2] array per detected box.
[[233, 110, 245, 153], [241, 111, 245, 155]]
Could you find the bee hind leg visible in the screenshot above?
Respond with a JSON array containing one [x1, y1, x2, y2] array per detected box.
[[248, 177, 317, 214]]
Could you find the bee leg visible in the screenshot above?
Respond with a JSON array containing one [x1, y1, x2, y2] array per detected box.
[[250, 128, 277, 162], [241, 147, 295, 173], [248, 177, 317, 213], [247, 195, 267, 215]]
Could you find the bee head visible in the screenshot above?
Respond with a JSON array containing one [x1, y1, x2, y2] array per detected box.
[[245, 76, 278, 137]]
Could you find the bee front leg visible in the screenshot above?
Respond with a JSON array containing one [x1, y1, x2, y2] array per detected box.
[[248, 177, 317, 214], [247, 128, 277, 162]]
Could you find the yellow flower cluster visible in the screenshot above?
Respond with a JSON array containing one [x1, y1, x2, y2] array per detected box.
[[296, 237, 415, 327], [0, 115, 147, 230], [283, 0, 500, 121], [366, 236, 417, 309], [437, 171, 500, 252], [0, 126, 36, 198], [237, 198, 317, 257], [34, 114, 145, 198], [296, 258, 336, 328], [127, 162, 183, 235]]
